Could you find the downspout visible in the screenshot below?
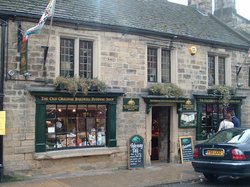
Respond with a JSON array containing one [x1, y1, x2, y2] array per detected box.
[[0, 19, 7, 181]]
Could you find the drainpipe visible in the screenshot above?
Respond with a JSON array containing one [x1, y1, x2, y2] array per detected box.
[[0, 20, 6, 181]]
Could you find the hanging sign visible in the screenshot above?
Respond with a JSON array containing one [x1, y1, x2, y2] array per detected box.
[[128, 135, 144, 169], [123, 98, 139, 112], [179, 136, 193, 163], [0, 111, 6, 135]]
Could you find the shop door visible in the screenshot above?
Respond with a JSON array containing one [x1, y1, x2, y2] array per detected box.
[[151, 106, 170, 162]]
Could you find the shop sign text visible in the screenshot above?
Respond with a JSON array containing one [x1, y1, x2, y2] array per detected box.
[[41, 97, 114, 102]]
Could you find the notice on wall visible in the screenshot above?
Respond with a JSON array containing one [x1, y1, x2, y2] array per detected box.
[[179, 136, 193, 163], [0, 111, 6, 135], [128, 135, 144, 169]]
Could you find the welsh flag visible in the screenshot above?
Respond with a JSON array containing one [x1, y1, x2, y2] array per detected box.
[[22, 0, 56, 42]]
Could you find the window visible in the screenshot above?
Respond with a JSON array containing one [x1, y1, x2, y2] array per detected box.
[[60, 38, 93, 78], [218, 57, 225, 85], [200, 104, 224, 140], [208, 56, 215, 86], [147, 47, 171, 83], [208, 55, 226, 86], [46, 104, 106, 150], [31, 92, 122, 153]]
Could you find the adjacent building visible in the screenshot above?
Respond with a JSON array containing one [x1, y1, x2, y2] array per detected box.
[[0, 0, 249, 175]]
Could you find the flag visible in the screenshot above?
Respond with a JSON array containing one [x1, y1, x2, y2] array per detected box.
[[22, 0, 56, 42], [248, 48, 250, 58]]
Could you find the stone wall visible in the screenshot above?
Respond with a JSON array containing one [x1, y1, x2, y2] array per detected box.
[[2, 19, 250, 174]]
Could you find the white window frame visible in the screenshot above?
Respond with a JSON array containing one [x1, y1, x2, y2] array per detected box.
[[55, 34, 99, 77], [147, 46, 172, 83], [207, 53, 231, 86]]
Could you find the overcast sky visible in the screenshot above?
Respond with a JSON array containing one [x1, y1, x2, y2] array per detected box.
[[168, 0, 250, 20]]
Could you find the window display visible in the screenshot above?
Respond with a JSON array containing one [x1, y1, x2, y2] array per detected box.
[[45, 104, 106, 150], [200, 104, 223, 140]]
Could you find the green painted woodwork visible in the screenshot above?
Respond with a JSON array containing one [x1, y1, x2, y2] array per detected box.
[[30, 89, 123, 152], [194, 94, 246, 141]]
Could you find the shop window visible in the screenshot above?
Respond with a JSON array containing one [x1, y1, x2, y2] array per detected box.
[[45, 104, 107, 150], [208, 55, 226, 86], [200, 104, 224, 140], [147, 47, 171, 83], [60, 38, 93, 78]]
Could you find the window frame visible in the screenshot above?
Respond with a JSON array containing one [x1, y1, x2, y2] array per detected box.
[[208, 54, 229, 86], [33, 92, 121, 153], [57, 35, 98, 78], [147, 46, 171, 83]]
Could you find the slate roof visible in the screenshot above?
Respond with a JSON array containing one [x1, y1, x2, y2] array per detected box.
[[0, 0, 249, 49]]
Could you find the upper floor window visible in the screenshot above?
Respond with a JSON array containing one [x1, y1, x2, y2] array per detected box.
[[208, 55, 226, 86], [147, 47, 171, 83], [60, 38, 93, 78]]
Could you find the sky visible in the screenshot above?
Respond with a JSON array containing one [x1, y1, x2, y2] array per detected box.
[[168, 0, 250, 20]]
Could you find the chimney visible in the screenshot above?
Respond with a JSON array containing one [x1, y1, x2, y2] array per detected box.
[[188, 0, 212, 14], [214, 0, 236, 21]]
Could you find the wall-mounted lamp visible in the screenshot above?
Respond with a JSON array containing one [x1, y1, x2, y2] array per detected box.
[[23, 71, 32, 80], [8, 70, 16, 79]]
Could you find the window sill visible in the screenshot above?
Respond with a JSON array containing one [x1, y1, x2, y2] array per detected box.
[[33, 147, 121, 160]]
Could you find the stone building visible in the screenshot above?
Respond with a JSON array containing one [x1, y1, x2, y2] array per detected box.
[[0, 0, 249, 175]]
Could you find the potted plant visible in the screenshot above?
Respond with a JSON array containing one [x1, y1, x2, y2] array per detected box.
[[89, 78, 107, 93], [53, 76, 108, 96], [54, 76, 78, 95], [148, 83, 183, 98], [207, 85, 235, 107]]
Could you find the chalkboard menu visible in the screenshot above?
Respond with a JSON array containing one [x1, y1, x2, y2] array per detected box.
[[129, 135, 144, 169], [179, 136, 193, 163]]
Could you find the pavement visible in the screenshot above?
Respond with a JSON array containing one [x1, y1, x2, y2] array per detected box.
[[1, 162, 202, 187]]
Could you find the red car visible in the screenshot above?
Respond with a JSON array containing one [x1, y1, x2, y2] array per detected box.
[[192, 128, 250, 181]]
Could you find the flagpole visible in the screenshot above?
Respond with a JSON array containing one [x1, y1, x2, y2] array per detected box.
[[42, 6, 54, 84]]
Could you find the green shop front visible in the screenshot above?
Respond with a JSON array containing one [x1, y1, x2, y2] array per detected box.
[[29, 88, 123, 153], [194, 94, 246, 141]]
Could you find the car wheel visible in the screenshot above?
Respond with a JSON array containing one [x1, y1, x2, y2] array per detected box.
[[203, 173, 218, 181]]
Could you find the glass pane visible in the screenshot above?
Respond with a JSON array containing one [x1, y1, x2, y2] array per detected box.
[[161, 49, 171, 83], [45, 104, 107, 150], [79, 40, 93, 78], [201, 104, 224, 140], [60, 38, 74, 77], [96, 105, 106, 146], [218, 57, 225, 85], [147, 47, 157, 82], [208, 55, 215, 86]]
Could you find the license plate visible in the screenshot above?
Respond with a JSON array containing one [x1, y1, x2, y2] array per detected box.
[[205, 149, 224, 156]]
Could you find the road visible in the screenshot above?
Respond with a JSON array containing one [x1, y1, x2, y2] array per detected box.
[[154, 176, 250, 187]]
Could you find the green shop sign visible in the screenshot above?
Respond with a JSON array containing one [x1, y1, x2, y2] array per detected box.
[[123, 98, 139, 112]]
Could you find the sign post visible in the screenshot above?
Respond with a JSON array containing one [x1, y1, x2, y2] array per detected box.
[[179, 136, 193, 163], [128, 135, 144, 169]]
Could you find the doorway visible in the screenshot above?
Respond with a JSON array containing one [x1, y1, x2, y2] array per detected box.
[[151, 106, 170, 162]]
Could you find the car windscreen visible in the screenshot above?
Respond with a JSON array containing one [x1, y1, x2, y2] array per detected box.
[[205, 129, 250, 144]]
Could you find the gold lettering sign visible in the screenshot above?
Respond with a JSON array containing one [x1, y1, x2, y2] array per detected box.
[[123, 98, 139, 112], [41, 97, 114, 102]]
